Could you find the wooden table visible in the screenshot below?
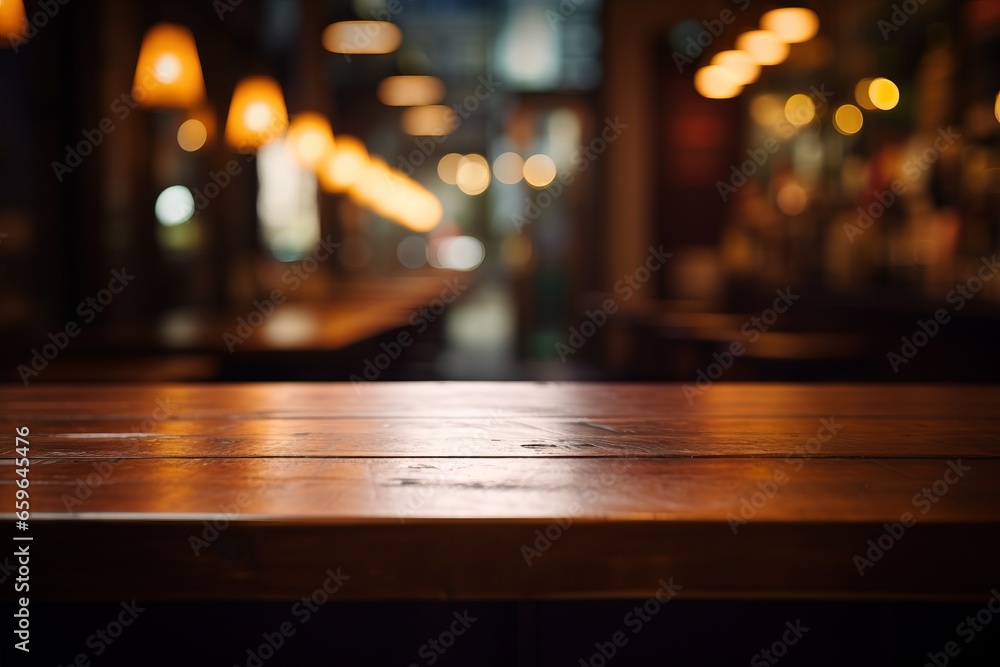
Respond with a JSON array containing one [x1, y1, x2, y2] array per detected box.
[[1, 274, 469, 383], [3, 383, 999, 602]]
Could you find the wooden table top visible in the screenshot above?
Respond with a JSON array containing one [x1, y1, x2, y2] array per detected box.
[[2, 382, 999, 601]]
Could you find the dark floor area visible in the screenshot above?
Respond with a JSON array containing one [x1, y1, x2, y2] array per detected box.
[[5, 598, 999, 665]]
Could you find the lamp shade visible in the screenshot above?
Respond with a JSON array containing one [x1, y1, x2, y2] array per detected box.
[[133, 23, 206, 108], [287, 112, 335, 171], [0, 0, 27, 46], [224, 76, 288, 150]]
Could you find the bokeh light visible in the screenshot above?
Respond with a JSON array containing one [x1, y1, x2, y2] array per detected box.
[[868, 78, 899, 110], [376, 75, 446, 106], [177, 118, 207, 152], [224, 76, 288, 149], [350, 157, 392, 207], [457, 154, 491, 195], [132, 23, 206, 109], [760, 8, 819, 43], [437, 153, 463, 186], [750, 94, 785, 126], [0, 0, 28, 41], [855, 78, 876, 110], [155, 185, 195, 226], [710, 50, 760, 86], [784, 94, 816, 127], [287, 112, 335, 171], [522, 154, 557, 187], [493, 152, 525, 184], [834, 104, 864, 135], [735, 30, 789, 66], [401, 105, 457, 136], [397, 235, 429, 269], [381, 179, 443, 232], [776, 183, 808, 215], [318, 135, 368, 192], [321, 21, 402, 55], [694, 65, 742, 99], [435, 236, 485, 271]]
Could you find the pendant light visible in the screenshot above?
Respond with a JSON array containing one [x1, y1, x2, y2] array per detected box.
[[133, 23, 206, 108], [0, 0, 27, 47]]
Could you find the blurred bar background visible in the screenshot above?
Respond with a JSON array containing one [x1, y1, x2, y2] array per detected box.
[[1, 0, 998, 384]]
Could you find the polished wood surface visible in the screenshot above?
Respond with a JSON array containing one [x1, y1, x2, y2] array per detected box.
[[2, 383, 998, 601]]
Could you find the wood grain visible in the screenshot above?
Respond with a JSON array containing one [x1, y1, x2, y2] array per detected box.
[[3, 416, 998, 458], [10, 457, 999, 522], [1, 382, 998, 601], [3, 383, 999, 419]]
